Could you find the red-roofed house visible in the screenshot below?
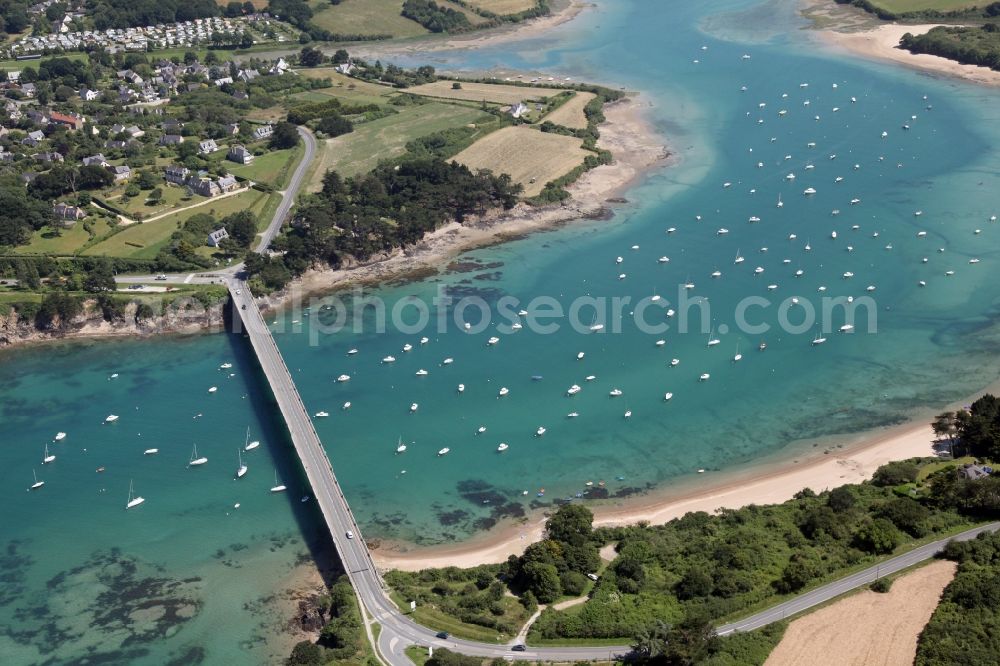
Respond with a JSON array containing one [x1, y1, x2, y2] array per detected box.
[[48, 111, 85, 131]]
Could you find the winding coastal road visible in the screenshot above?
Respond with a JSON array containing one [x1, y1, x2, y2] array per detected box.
[[116, 124, 998, 664]]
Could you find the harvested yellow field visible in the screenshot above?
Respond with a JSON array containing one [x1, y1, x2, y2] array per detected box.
[[543, 92, 595, 130], [765, 560, 957, 666], [453, 126, 590, 197], [463, 0, 539, 13], [407, 80, 561, 105]]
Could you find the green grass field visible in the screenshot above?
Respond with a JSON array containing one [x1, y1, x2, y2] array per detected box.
[[294, 69, 395, 106], [309, 102, 494, 187], [309, 0, 429, 38], [228, 145, 303, 189], [20, 218, 116, 256], [869, 0, 988, 11], [83, 190, 273, 259], [107, 184, 206, 219]]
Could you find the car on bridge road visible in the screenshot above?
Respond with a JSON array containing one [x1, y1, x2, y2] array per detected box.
[[346, 530, 354, 539]]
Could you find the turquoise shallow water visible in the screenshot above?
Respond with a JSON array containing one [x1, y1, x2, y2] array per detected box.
[[3, 0, 1000, 661]]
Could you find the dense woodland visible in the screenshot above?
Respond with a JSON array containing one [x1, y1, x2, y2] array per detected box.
[[916, 530, 1000, 665], [85, 0, 221, 30], [834, 0, 1000, 21], [901, 24, 1000, 71], [246, 158, 521, 291], [402, 0, 474, 33]]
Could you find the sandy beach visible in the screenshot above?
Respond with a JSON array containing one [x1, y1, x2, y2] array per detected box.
[[801, 0, 1000, 89], [373, 422, 941, 571], [268, 95, 669, 307]]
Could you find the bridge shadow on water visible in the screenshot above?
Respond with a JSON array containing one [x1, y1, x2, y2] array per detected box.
[[222, 299, 345, 589]]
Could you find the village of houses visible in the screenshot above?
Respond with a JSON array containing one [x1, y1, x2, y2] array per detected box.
[[0, 46, 304, 252]]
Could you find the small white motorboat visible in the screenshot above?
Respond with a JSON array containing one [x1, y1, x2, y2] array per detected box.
[[382, 356, 396, 363], [670, 359, 680, 367], [220, 363, 233, 369], [699, 373, 711, 381], [343, 402, 351, 410], [315, 411, 329, 418], [442, 358, 454, 365], [457, 384, 465, 393], [498, 387, 509, 397], [609, 389, 623, 397], [410, 403, 419, 412], [54, 432, 67, 441], [415, 369, 429, 376], [337, 374, 351, 382], [403, 343, 413, 352], [577, 352, 585, 360], [347, 349, 359, 355], [438, 448, 450, 456], [497, 443, 509, 452], [144, 448, 159, 455], [567, 385, 582, 396], [567, 412, 579, 418], [105, 414, 119, 423], [839, 324, 854, 333], [420, 337, 429, 345], [536, 427, 546, 436], [487, 337, 500, 346], [208, 386, 217, 393], [624, 410, 632, 419], [664, 392, 673, 401]]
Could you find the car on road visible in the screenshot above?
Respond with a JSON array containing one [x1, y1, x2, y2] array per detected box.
[[435, 631, 449, 639], [346, 530, 354, 539], [236, 289, 242, 295], [511, 644, 527, 652], [155, 274, 167, 280], [587, 573, 599, 581]]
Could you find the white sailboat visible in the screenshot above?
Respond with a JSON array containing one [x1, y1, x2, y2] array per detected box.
[[270, 470, 287, 493], [733, 343, 743, 362], [236, 449, 248, 478], [188, 444, 208, 467], [54, 432, 67, 441], [42, 443, 55, 464], [29, 469, 44, 490], [396, 437, 407, 454], [126, 479, 145, 509], [244, 427, 260, 451]]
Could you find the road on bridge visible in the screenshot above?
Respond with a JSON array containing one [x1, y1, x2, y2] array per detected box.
[[120, 123, 1000, 665]]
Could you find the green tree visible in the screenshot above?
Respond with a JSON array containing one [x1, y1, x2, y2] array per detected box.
[[270, 121, 300, 149], [853, 518, 901, 555], [299, 46, 324, 67], [286, 640, 323, 665], [545, 504, 594, 546], [872, 461, 920, 487], [523, 561, 561, 603], [84, 258, 117, 292]]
